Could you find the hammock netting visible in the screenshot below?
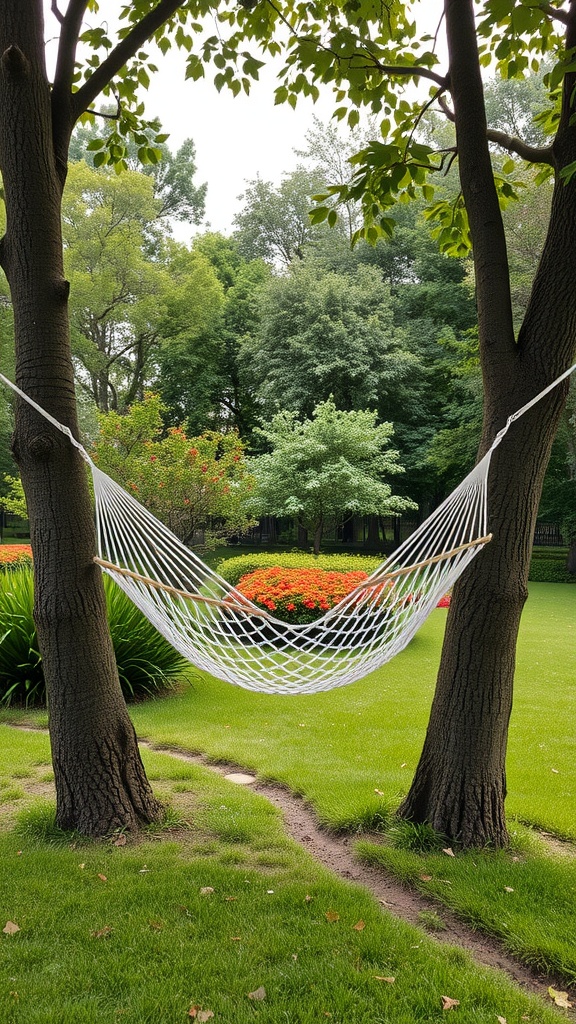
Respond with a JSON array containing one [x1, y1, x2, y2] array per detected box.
[[1, 364, 574, 696], [92, 454, 490, 694]]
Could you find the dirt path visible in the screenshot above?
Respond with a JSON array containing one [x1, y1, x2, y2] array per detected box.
[[142, 741, 572, 1008]]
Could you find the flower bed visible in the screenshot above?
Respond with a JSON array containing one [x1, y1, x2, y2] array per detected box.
[[233, 565, 454, 625], [235, 565, 369, 624], [0, 544, 33, 570]]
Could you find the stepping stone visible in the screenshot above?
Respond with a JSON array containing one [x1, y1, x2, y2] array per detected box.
[[224, 772, 256, 785]]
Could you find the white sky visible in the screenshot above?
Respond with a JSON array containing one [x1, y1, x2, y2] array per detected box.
[[45, 2, 445, 237]]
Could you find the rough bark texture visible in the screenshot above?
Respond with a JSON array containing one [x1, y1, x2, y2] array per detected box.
[[399, 0, 576, 847], [0, 0, 161, 835]]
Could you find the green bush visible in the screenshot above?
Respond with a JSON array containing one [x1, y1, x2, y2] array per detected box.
[[217, 551, 382, 588], [0, 569, 187, 707], [528, 555, 575, 583]]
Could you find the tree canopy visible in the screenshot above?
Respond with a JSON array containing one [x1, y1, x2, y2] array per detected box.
[[249, 398, 416, 554]]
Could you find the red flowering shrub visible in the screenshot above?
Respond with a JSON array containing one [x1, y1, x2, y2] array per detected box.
[[235, 566, 369, 624], [0, 544, 33, 570], [437, 594, 451, 608]]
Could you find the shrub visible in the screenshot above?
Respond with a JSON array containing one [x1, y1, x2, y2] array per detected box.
[[528, 556, 575, 583], [0, 544, 33, 570], [218, 551, 382, 588], [0, 569, 187, 707]]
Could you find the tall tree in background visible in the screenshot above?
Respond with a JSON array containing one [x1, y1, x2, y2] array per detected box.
[[63, 161, 169, 412], [233, 167, 326, 266], [70, 118, 207, 225]]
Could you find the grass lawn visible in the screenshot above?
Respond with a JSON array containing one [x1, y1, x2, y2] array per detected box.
[[2, 582, 575, 1004], [125, 582, 576, 985], [128, 583, 576, 839], [0, 727, 561, 1024]]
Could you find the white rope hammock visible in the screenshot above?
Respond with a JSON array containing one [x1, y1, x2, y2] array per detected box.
[[1, 366, 574, 695]]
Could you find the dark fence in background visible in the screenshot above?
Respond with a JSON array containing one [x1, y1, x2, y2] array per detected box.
[[533, 522, 565, 547]]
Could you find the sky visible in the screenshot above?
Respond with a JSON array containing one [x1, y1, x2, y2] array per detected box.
[[44, 2, 446, 237]]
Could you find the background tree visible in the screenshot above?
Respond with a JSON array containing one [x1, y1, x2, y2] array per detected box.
[[63, 161, 169, 412], [160, 233, 270, 436], [70, 117, 207, 225], [92, 394, 256, 546], [250, 398, 416, 555], [233, 167, 326, 267]]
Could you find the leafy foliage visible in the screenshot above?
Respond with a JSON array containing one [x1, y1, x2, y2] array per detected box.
[[0, 569, 187, 707], [249, 398, 416, 553], [92, 393, 256, 547], [0, 477, 27, 519]]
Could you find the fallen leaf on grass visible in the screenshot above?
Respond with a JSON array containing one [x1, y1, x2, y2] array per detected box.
[[325, 910, 340, 923], [224, 896, 237, 902], [114, 835, 127, 847], [189, 1006, 215, 1020], [442, 848, 455, 858], [247, 986, 266, 1001], [497, 1016, 507, 1023], [551, 768, 559, 774], [305, 894, 314, 903], [503, 886, 514, 893], [419, 874, 433, 882], [91, 926, 113, 939], [548, 987, 573, 1008], [200, 887, 214, 895], [352, 920, 365, 931], [3, 921, 20, 935], [374, 976, 395, 984], [374, 788, 384, 796], [441, 995, 460, 1010], [97, 874, 107, 882]]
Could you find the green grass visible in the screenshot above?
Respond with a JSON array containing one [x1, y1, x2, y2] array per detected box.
[[128, 583, 576, 838], [0, 728, 561, 1024], [3, 583, 575, 996], [128, 583, 576, 984], [356, 830, 576, 982]]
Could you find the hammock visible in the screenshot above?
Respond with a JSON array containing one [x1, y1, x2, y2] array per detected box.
[[1, 366, 574, 695]]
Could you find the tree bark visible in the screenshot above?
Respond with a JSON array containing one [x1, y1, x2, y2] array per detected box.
[[399, 0, 576, 846], [0, 0, 161, 835]]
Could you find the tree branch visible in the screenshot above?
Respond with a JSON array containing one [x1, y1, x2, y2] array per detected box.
[[71, 0, 185, 121], [438, 96, 555, 165], [52, 1, 89, 97], [51, 1, 65, 26], [538, 2, 570, 25], [265, 0, 447, 88], [486, 128, 555, 166]]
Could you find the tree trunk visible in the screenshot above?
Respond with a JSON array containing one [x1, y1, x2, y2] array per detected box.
[[313, 522, 323, 556], [399, 0, 576, 846], [0, 0, 161, 836], [567, 539, 576, 575], [365, 514, 380, 549]]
